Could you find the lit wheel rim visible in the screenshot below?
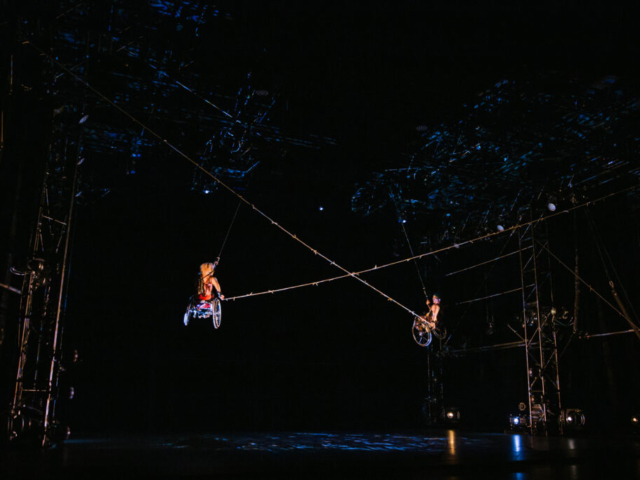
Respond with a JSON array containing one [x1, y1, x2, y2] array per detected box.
[[212, 297, 222, 329], [412, 317, 432, 347], [432, 326, 447, 340]]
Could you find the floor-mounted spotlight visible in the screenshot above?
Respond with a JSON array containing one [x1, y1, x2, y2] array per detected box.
[[561, 408, 586, 430], [509, 413, 529, 431], [631, 415, 639, 433], [443, 407, 460, 425]]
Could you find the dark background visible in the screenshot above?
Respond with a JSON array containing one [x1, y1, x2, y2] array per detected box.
[[1, 1, 639, 434]]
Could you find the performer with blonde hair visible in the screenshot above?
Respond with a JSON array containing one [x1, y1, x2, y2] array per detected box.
[[425, 293, 441, 328], [198, 261, 223, 301]]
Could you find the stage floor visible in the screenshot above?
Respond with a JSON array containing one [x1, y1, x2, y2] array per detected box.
[[2, 430, 640, 479]]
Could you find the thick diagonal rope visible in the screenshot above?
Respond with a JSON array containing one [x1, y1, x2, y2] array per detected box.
[[223, 185, 640, 301], [149, 65, 234, 119], [26, 41, 421, 318]]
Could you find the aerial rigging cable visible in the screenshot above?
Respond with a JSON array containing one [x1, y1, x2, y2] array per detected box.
[[585, 209, 640, 340], [26, 41, 640, 317], [222, 185, 640, 301], [389, 185, 428, 300], [400, 218, 428, 300], [25, 41, 421, 318], [214, 198, 242, 268]]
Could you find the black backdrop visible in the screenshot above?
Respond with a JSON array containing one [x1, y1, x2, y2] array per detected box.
[[1, 1, 639, 434]]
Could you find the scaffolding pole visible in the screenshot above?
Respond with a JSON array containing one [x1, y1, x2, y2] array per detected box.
[[518, 223, 562, 435]]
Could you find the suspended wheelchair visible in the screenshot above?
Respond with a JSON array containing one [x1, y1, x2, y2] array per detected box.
[[183, 294, 222, 329], [412, 316, 447, 347]]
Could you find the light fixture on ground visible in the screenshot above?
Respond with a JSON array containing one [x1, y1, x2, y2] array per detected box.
[[561, 408, 586, 429], [631, 415, 639, 433], [509, 413, 529, 431], [443, 407, 460, 425], [509, 403, 530, 431]]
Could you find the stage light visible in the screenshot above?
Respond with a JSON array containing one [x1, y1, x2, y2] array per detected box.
[[509, 413, 528, 430], [444, 407, 460, 424], [633, 417, 638, 423], [550, 307, 557, 315], [561, 408, 586, 429], [402, 219, 407, 224], [79, 114, 89, 124], [497, 225, 504, 231], [548, 203, 556, 212], [319, 206, 324, 211], [204, 190, 210, 194]]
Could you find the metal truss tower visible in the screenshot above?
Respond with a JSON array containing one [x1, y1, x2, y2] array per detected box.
[[6, 80, 81, 446], [423, 343, 445, 426], [518, 222, 562, 435]]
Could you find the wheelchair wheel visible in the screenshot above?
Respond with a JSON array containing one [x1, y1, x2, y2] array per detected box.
[[433, 326, 448, 340], [412, 317, 432, 347], [212, 297, 222, 329]]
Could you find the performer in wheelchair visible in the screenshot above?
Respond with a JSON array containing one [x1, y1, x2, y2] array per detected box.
[[424, 293, 441, 329], [184, 261, 224, 328], [198, 261, 223, 301]]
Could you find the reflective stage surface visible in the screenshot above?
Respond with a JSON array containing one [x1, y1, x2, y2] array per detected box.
[[2, 430, 640, 479]]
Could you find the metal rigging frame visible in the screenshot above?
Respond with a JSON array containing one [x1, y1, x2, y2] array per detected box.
[[517, 221, 562, 435]]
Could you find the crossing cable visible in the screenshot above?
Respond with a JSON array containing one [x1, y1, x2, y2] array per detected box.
[[26, 42, 640, 311], [149, 65, 233, 119], [539, 238, 640, 341], [216, 199, 242, 264], [224, 185, 640, 301], [389, 185, 428, 300], [586, 209, 640, 324], [400, 220, 428, 300], [25, 41, 421, 318], [535, 241, 624, 319]]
